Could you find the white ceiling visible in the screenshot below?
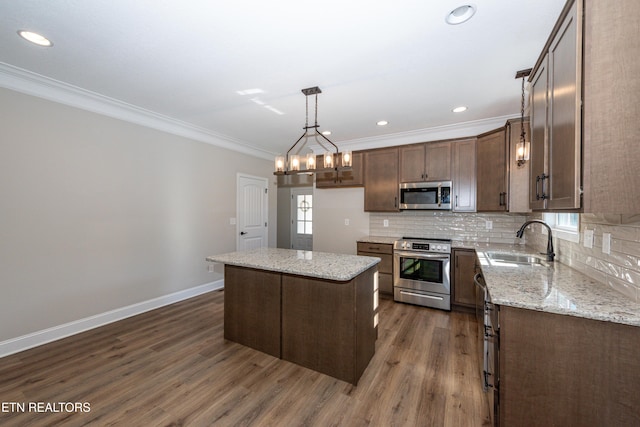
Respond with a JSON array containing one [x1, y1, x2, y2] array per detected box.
[[0, 0, 566, 159]]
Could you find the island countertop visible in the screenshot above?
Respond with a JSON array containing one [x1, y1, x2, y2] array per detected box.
[[206, 247, 381, 282]]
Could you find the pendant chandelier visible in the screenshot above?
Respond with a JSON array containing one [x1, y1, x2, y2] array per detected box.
[[274, 86, 351, 175], [515, 68, 532, 166]]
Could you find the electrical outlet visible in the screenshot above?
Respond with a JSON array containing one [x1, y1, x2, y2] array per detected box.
[[486, 221, 493, 230], [383, 219, 389, 228], [344, 218, 350, 226], [584, 229, 594, 248], [602, 233, 611, 254]]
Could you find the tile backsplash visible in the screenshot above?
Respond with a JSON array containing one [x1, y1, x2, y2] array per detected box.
[[525, 214, 640, 302], [369, 211, 528, 244], [369, 211, 640, 303]]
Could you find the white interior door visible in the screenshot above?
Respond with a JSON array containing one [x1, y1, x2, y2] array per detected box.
[[290, 187, 313, 250], [237, 174, 268, 251]]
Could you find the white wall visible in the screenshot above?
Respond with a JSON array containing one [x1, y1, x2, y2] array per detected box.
[[0, 87, 276, 344], [313, 187, 369, 255]]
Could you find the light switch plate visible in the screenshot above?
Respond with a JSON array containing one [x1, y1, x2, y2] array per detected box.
[[230, 217, 237, 225], [344, 218, 350, 226], [602, 233, 611, 254], [584, 229, 594, 248]]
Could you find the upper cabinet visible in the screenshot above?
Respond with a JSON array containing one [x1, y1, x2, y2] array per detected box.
[[315, 151, 364, 188], [452, 138, 477, 212], [476, 128, 507, 212], [529, 0, 582, 210], [399, 141, 452, 183], [581, 0, 640, 213], [529, 0, 639, 213], [363, 147, 399, 212]]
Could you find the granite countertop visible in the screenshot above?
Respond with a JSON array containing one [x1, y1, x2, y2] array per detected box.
[[206, 247, 380, 282], [461, 243, 640, 327]]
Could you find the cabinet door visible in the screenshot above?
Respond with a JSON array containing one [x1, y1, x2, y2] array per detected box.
[[424, 141, 452, 181], [399, 144, 426, 182], [364, 147, 399, 212], [547, 0, 581, 210], [452, 139, 477, 212], [529, 60, 548, 210], [477, 128, 507, 212], [453, 249, 476, 308], [316, 152, 364, 188]]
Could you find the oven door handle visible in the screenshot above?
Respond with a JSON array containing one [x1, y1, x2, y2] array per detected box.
[[394, 251, 450, 262], [399, 290, 444, 301]]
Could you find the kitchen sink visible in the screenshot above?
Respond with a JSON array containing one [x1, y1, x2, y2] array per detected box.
[[486, 251, 548, 266]]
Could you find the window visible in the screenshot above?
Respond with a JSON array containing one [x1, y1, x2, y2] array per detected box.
[[296, 194, 312, 235], [543, 213, 579, 242]]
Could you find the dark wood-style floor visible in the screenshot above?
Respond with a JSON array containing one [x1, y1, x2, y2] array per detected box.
[[0, 291, 490, 426]]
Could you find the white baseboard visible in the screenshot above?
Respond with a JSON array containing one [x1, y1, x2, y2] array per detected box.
[[0, 280, 224, 358]]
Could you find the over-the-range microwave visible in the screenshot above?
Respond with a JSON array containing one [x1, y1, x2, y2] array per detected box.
[[399, 181, 452, 210]]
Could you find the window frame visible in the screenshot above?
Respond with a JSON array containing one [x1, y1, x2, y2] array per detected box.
[[542, 212, 580, 243]]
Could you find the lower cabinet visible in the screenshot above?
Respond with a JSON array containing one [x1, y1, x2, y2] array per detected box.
[[499, 306, 640, 426], [357, 242, 393, 296], [452, 248, 477, 310]]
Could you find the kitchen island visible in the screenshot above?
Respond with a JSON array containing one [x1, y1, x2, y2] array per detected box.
[[206, 247, 380, 385]]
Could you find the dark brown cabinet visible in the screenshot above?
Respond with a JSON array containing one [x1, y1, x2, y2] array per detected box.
[[399, 141, 452, 183], [499, 305, 640, 426], [452, 249, 477, 310], [452, 138, 477, 212], [357, 242, 393, 296], [476, 128, 507, 212], [529, 0, 582, 210], [315, 151, 364, 188], [363, 147, 399, 212]]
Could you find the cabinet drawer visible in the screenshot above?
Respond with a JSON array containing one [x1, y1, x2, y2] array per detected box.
[[357, 242, 393, 254]]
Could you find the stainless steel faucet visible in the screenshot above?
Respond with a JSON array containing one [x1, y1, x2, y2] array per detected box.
[[516, 220, 555, 262]]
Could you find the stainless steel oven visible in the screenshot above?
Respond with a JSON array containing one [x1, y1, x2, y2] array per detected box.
[[393, 237, 451, 311]]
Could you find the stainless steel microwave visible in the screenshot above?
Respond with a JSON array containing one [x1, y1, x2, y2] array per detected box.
[[399, 181, 452, 210]]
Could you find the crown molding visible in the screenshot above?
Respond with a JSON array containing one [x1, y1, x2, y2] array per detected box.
[[1, 63, 518, 159], [336, 114, 519, 151], [0, 62, 274, 161]]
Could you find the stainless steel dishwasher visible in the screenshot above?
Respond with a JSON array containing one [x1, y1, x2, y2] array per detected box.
[[474, 271, 499, 426]]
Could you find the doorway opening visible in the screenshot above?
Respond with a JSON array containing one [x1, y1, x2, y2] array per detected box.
[[290, 187, 313, 250]]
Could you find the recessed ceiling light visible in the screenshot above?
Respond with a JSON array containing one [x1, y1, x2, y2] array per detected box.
[[17, 30, 53, 47], [446, 5, 477, 25], [377, 120, 389, 126], [322, 130, 332, 136], [452, 106, 468, 113]]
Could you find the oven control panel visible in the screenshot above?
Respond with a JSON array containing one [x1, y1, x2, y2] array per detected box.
[[394, 239, 451, 253]]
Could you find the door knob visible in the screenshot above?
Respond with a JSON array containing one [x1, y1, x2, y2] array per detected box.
[[240, 231, 248, 235]]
